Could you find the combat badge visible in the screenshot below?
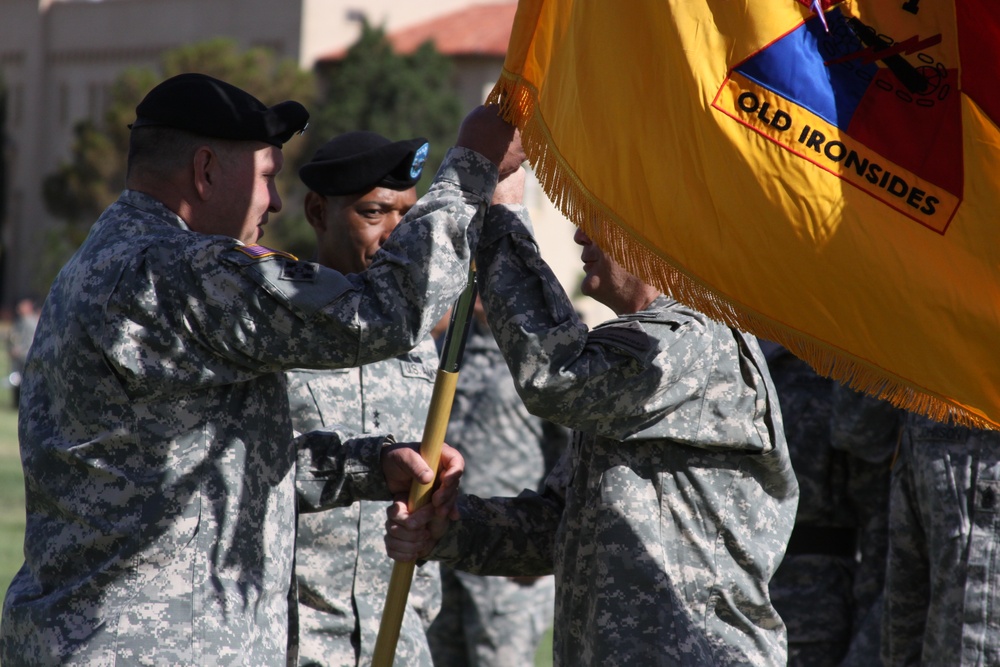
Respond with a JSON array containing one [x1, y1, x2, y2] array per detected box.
[[234, 244, 298, 261]]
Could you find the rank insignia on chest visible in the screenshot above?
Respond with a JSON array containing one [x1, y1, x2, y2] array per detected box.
[[280, 259, 319, 282]]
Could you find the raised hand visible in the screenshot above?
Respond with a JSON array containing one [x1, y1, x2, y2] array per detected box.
[[456, 105, 526, 176]]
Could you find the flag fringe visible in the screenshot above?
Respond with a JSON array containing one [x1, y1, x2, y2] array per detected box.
[[487, 70, 997, 431]]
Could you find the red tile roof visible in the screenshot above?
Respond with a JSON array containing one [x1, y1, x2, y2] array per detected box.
[[318, 2, 516, 62]]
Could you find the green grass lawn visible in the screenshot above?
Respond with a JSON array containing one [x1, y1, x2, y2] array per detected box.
[[0, 392, 22, 606], [535, 626, 554, 666]]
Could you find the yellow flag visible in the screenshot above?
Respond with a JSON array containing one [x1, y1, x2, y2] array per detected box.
[[490, 0, 1000, 428]]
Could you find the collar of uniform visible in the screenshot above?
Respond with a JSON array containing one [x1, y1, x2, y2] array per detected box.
[[119, 189, 191, 231]]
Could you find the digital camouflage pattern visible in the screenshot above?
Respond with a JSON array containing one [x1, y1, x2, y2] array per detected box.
[[444, 320, 569, 499], [428, 321, 567, 666], [6, 302, 38, 407], [431, 569, 554, 667], [882, 413, 1000, 666], [0, 146, 497, 666], [428, 204, 799, 667], [828, 382, 900, 667], [762, 345, 896, 667], [287, 335, 441, 667]]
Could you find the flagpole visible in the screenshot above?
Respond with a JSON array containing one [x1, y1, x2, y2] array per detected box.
[[371, 261, 478, 667]]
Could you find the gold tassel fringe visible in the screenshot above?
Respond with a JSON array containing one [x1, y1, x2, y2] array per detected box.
[[486, 70, 998, 431]]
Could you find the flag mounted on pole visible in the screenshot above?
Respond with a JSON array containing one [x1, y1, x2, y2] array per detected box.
[[489, 0, 1000, 428]]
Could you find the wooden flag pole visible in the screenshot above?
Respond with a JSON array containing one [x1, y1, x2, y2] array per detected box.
[[372, 262, 478, 667]]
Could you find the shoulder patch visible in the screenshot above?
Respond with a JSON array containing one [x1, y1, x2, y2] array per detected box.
[[235, 244, 298, 261], [220, 243, 354, 316], [589, 320, 654, 360], [280, 260, 319, 283]]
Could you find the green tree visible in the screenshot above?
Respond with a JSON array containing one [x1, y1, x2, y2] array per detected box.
[[311, 18, 463, 163], [40, 38, 316, 288], [40, 27, 467, 273]]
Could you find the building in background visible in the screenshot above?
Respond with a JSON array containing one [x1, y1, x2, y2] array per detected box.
[[316, 2, 518, 112], [0, 0, 612, 323]]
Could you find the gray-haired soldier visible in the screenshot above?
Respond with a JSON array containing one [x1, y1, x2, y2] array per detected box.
[[0, 81, 522, 665], [386, 166, 798, 666], [289, 131, 442, 667]]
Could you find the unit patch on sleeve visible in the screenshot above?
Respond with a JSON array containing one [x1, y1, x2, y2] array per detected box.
[[280, 259, 319, 283]]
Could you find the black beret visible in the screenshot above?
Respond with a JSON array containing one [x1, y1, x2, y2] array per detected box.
[[299, 131, 430, 196], [130, 72, 309, 147]]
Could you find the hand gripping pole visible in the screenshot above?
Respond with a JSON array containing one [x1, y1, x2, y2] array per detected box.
[[371, 262, 478, 667]]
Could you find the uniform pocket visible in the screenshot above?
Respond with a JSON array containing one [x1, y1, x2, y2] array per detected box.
[[910, 430, 976, 540]]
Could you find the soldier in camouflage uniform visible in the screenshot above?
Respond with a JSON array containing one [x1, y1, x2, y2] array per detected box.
[[761, 343, 897, 666], [288, 131, 442, 667], [881, 412, 1000, 666], [387, 167, 799, 666], [0, 78, 522, 666], [428, 302, 568, 667], [827, 382, 901, 666], [6, 296, 39, 409]]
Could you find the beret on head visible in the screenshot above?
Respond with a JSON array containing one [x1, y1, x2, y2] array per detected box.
[[129, 72, 309, 147], [298, 131, 430, 196]]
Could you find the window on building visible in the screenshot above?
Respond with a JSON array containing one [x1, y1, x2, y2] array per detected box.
[[9, 189, 22, 232], [88, 82, 103, 122], [58, 83, 69, 126], [11, 84, 23, 127]]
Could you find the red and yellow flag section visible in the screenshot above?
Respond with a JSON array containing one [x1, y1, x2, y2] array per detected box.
[[490, 0, 1000, 429]]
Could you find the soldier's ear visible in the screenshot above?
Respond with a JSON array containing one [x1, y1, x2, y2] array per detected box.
[[304, 191, 328, 231], [192, 146, 217, 201]]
